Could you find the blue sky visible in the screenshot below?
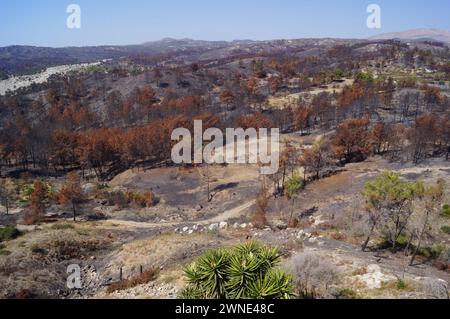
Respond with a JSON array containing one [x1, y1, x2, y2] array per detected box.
[[1, 0, 450, 47]]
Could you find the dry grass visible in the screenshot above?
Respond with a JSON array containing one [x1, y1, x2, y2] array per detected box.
[[106, 268, 159, 293], [253, 190, 269, 229], [351, 266, 368, 276]]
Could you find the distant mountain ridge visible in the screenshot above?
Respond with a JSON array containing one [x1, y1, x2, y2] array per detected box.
[[370, 28, 450, 43], [0, 38, 358, 76], [2, 30, 449, 77]]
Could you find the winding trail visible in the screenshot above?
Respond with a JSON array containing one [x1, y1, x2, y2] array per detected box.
[[98, 200, 255, 230]]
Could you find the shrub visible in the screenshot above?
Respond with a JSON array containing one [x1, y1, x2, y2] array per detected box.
[[442, 204, 450, 217], [180, 242, 294, 299], [441, 225, 450, 235], [285, 175, 304, 199], [107, 268, 159, 293], [253, 190, 269, 229], [20, 181, 54, 202], [396, 279, 407, 290], [9, 289, 36, 299], [0, 243, 11, 256], [51, 223, 75, 230], [96, 184, 110, 191], [285, 175, 304, 227], [0, 226, 23, 242], [102, 190, 158, 208], [330, 231, 346, 241], [287, 252, 339, 299], [23, 180, 49, 225], [127, 191, 157, 208], [418, 245, 445, 259], [333, 288, 357, 299], [31, 234, 108, 261], [101, 190, 130, 208], [432, 260, 449, 271]]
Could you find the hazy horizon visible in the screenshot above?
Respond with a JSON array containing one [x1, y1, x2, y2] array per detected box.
[[1, 28, 449, 49], [1, 0, 450, 47]]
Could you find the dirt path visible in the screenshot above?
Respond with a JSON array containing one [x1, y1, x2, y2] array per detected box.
[[98, 199, 255, 230]]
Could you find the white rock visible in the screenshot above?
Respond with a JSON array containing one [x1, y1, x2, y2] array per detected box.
[[355, 264, 396, 289], [208, 223, 219, 231], [240, 223, 248, 229], [233, 223, 239, 229], [9, 208, 24, 215], [219, 222, 228, 229], [82, 183, 96, 193], [188, 229, 194, 235], [182, 227, 189, 232], [192, 225, 198, 231]]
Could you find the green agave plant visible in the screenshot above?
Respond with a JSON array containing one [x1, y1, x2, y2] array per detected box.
[[180, 242, 294, 299], [249, 270, 294, 299]]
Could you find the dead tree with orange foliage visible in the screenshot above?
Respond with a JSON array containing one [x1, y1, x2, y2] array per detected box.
[[408, 115, 439, 164], [332, 118, 371, 164], [299, 139, 334, 181], [58, 172, 86, 221], [236, 112, 274, 130], [23, 180, 47, 225], [292, 106, 312, 135]]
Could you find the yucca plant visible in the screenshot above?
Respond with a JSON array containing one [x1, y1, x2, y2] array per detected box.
[[249, 270, 294, 299], [180, 242, 294, 299]]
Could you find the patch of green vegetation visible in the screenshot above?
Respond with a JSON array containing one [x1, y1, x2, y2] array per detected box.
[[396, 279, 407, 290], [0, 251, 11, 256], [20, 184, 35, 200], [440, 225, 450, 235], [0, 226, 23, 242], [84, 65, 107, 74], [0, 246, 11, 255], [51, 223, 75, 230], [96, 183, 110, 191], [333, 288, 357, 299], [379, 232, 410, 250], [285, 175, 304, 201], [442, 204, 450, 217], [417, 245, 445, 259], [20, 181, 55, 202], [355, 71, 374, 83], [395, 233, 409, 247]]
